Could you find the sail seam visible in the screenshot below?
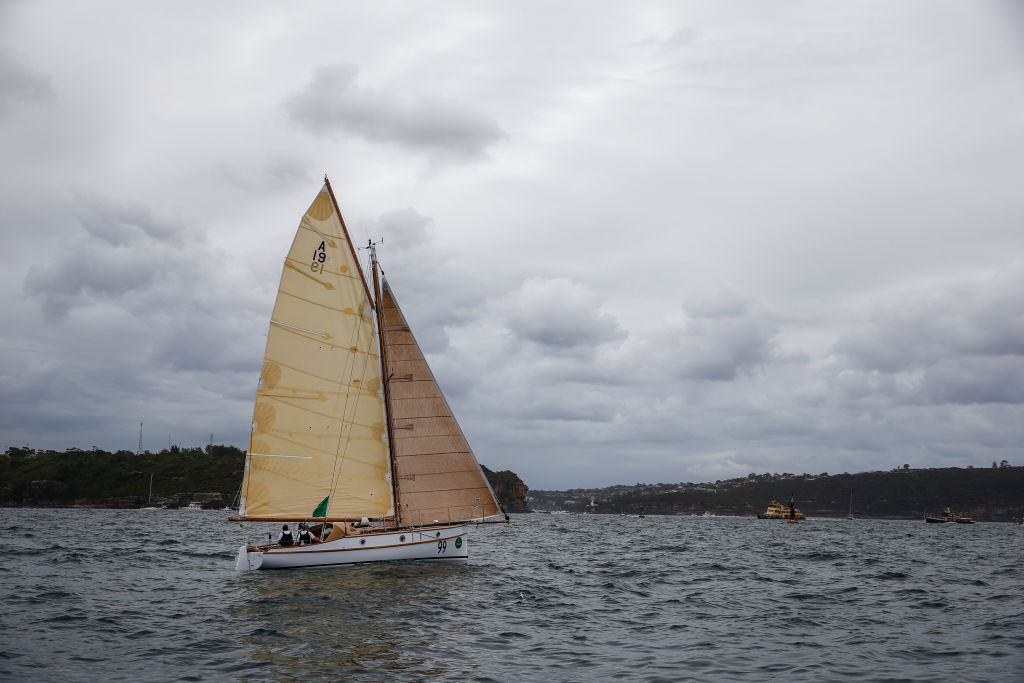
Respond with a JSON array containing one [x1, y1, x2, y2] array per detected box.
[[278, 288, 364, 316], [260, 358, 374, 387], [258, 395, 375, 432], [267, 329, 378, 357], [284, 256, 363, 283], [255, 430, 384, 463]]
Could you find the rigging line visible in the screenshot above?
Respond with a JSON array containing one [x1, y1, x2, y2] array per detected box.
[[324, 314, 360, 515], [335, 320, 376, 502], [325, 299, 372, 517]]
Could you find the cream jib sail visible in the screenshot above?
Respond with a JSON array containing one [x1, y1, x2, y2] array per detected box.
[[236, 179, 502, 545]]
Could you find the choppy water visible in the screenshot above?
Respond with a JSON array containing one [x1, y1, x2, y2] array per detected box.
[[0, 510, 1021, 681]]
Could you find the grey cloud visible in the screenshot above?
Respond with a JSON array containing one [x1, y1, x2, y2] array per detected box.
[[837, 267, 1024, 373], [355, 206, 506, 355], [681, 318, 776, 381], [24, 244, 162, 319], [217, 158, 311, 194], [0, 44, 53, 118], [151, 316, 263, 375], [72, 190, 191, 246], [502, 277, 626, 353], [660, 297, 779, 382], [375, 208, 432, 251], [0, 355, 61, 408], [834, 267, 1024, 407], [285, 63, 505, 161], [503, 389, 618, 423], [921, 357, 1024, 405], [683, 289, 753, 319], [4, 2, 1024, 488], [23, 193, 206, 320]]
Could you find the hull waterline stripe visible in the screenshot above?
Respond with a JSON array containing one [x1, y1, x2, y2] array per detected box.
[[256, 555, 467, 570]]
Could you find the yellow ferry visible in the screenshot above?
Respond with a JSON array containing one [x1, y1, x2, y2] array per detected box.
[[757, 500, 805, 520]]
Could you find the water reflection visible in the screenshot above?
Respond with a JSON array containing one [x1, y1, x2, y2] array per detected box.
[[229, 563, 481, 679]]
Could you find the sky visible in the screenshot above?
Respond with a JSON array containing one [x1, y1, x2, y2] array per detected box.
[[1, 1, 1023, 489]]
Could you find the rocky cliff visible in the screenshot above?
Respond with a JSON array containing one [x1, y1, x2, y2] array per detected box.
[[482, 466, 530, 513]]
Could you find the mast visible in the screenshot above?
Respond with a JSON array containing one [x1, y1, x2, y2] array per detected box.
[[370, 242, 402, 527]]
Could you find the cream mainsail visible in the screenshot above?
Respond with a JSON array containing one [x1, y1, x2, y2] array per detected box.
[[379, 279, 502, 525], [239, 182, 393, 521], [239, 179, 502, 526]]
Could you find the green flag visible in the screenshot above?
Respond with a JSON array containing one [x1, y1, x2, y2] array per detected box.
[[312, 496, 329, 518]]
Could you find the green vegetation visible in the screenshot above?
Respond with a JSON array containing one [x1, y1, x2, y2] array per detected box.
[[1, 446, 529, 512], [531, 467, 1024, 521], [1, 445, 245, 508]]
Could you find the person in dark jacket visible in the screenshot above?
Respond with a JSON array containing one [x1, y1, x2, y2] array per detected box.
[[276, 524, 294, 546]]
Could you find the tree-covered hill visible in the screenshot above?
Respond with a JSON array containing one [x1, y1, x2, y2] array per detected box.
[[530, 466, 1024, 521], [1, 446, 530, 512], [1, 445, 245, 508]]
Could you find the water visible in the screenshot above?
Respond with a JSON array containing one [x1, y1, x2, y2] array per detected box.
[[1, 510, 1020, 682]]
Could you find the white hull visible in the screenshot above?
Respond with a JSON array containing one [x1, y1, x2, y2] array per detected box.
[[235, 525, 469, 571]]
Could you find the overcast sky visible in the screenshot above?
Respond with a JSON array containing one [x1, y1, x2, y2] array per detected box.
[[2, 1, 1022, 489]]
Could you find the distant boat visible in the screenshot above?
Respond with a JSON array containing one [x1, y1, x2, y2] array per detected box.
[[925, 506, 974, 524], [140, 474, 160, 509], [231, 178, 506, 571], [185, 502, 204, 510], [758, 500, 805, 520], [846, 491, 854, 520]]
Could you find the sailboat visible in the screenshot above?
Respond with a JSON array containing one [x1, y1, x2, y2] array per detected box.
[[140, 473, 160, 510], [232, 178, 506, 571], [846, 491, 854, 520]]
